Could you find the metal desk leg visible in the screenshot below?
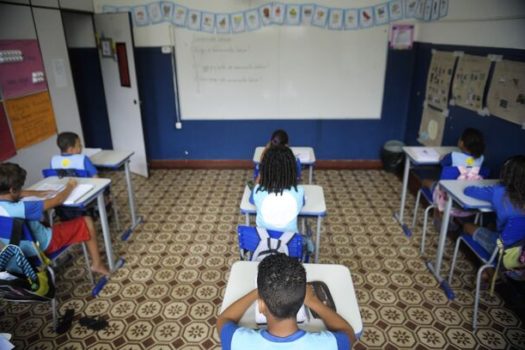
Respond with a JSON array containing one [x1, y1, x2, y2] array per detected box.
[[245, 213, 250, 226], [315, 216, 322, 263], [394, 157, 412, 237], [124, 160, 138, 226], [426, 195, 455, 300], [121, 160, 143, 241], [97, 193, 116, 271], [309, 165, 313, 184]]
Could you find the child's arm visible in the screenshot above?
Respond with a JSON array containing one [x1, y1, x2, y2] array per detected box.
[[20, 189, 54, 198], [216, 289, 258, 334], [464, 185, 495, 202], [42, 178, 77, 211], [304, 284, 356, 344]]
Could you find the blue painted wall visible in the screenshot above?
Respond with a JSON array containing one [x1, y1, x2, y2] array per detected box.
[[134, 47, 414, 160], [404, 42, 525, 173], [68, 48, 113, 149], [70, 43, 524, 167]]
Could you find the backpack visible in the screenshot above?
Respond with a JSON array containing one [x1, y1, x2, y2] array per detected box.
[[237, 226, 312, 262], [0, 218, 55, 301]]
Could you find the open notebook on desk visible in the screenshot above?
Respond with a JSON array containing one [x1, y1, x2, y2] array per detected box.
[[411, 147, 441, 162], [23, 183, 94, 205]]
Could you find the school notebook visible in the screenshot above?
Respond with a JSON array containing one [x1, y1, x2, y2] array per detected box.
[[412, 147, 440, 162], [64, 184, 94, 205]]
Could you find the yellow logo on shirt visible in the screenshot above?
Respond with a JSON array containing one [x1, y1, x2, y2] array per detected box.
[[61, 159, 71, 167], [466, 157, 474, 166]]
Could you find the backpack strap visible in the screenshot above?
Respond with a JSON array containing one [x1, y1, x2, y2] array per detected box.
[[8, 218, 24, 246], [251, 227, 296, 261]]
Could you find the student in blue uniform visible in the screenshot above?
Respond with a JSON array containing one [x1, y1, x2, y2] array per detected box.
[[253, 145, 304, 233], [463, 155, 525, 257], [217, 253, 356, 350], [51, 132, 98, 177]]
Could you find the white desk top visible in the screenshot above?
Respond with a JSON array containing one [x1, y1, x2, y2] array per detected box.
[[88, 150, 134, 168], [240, 185, 326, 217], [439, 179, 499, 210], [253, 147, 316, 164], [220, 261, 363, 335], [403, 146, 459, 165], [28, 177, 111, 208]]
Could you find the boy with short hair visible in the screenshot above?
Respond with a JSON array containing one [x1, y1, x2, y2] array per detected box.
[[51, 132, 98, 177], [217, 253, 356, 349], [0, 163, 109, 276]]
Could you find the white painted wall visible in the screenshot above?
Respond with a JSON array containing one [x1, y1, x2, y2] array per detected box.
[[63, 12, 97, 48], [0, 3, 83, 185], [416, 0, 525, 49]]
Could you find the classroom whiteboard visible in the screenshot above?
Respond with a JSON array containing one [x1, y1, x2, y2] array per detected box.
[[172, 5, 388, 119]]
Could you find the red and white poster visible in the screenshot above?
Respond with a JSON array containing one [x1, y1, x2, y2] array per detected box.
[[0, 103, 16, 161], [0, 39, 48, 99]]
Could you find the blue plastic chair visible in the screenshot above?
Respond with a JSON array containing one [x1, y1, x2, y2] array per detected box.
[[237, 225, 311, 262], [412, 166, 490, 255], [448, 216, 525, 330]]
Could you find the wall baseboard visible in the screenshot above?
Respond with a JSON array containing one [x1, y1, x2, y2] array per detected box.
[[149, 159, 383, 170]]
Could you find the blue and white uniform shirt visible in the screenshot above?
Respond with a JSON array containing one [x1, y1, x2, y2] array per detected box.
[[253, 185, 304, 233], [51, 154, 98, 177]]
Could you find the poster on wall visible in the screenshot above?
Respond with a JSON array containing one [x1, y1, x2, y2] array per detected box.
[[425, 50, 456, 110], [5, 91, 57, 149], [418, 106, 446, 146], [0, 40, 48, 99], [451, 54, 491, 112], [487, 59, 525, 126], [0, 103, 16, 161]]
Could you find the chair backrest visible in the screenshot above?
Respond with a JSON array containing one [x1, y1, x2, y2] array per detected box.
[[0, 216, 37, 255], [440, 166, 490, 180], [501, 216, 525, 248], [42, 168, 90, 178], [237, 225, 305, 262]]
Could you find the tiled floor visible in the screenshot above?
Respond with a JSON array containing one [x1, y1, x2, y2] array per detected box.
[[1, 169, 524, 349]]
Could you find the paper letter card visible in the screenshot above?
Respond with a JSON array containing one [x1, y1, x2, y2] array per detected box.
[[425, 50, 456, 110], [452, 54, 491, 112], [487, 60, 525, 126], [418, 106, 446, 147]]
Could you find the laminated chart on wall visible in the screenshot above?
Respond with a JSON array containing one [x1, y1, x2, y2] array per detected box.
[[0, 103, 16, 161], [425, 50, 456, 110], [0, 40, 47, 99], [418, 106, 446, 147], [487, 60, 525, 126], [451, 54, 491, 112], [5, 91, 57, 149]]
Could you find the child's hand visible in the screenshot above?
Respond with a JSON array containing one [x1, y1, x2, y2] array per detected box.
[[66, 178, 78, 188], [304, 284, 320, 307]]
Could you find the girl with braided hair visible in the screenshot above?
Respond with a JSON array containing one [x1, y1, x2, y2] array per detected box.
[[462, 155, 525, 281], [253, 145, 304, 232]]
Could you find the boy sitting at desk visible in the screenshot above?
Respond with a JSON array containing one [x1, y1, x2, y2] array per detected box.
[[0, 163, 110, 276], [51, 132, 98, 178], [217, 253, 356, 349]]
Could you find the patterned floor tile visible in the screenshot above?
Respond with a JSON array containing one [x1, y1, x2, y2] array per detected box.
[[1, 169, 523, 349]]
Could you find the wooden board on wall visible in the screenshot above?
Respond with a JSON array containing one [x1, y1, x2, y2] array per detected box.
[[5, 91, 57, 149]]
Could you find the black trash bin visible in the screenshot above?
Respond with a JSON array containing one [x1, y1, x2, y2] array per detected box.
[[381, 140, 405, 173]]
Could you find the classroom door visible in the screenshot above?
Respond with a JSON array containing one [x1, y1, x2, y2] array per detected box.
[[94, 13, 149, 177]]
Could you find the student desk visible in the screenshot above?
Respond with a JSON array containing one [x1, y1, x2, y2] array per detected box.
[[28, 176, 121, 272], [427, 179, 497, 299], [395, 146, 458, 236], [240, 185, 326, 263], [253, 147, 316, 184], [220, 261, 363, 337], [87, 149, 142, 240]]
